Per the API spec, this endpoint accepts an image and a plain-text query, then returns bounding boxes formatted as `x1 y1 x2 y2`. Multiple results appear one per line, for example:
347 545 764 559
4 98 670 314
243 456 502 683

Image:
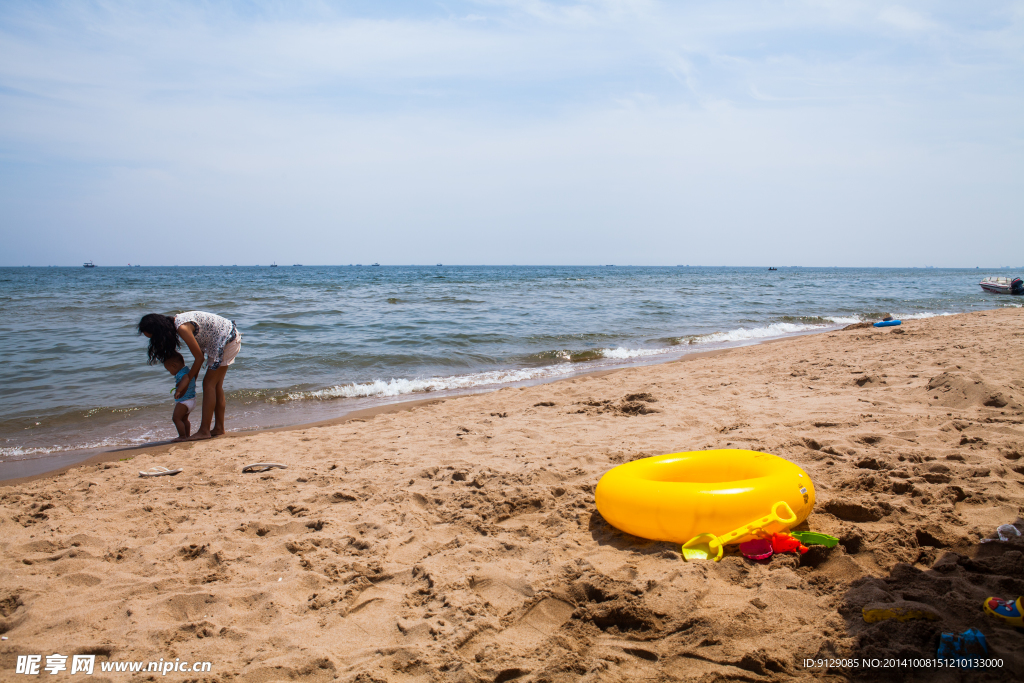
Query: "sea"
0 265 1019 472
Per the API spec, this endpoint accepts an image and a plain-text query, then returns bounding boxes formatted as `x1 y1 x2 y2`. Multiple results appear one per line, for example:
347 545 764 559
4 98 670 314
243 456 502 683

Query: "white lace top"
174 311 236 368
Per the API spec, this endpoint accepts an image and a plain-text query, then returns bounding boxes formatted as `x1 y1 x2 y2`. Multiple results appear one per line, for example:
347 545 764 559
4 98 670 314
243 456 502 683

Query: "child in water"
164 351 197 441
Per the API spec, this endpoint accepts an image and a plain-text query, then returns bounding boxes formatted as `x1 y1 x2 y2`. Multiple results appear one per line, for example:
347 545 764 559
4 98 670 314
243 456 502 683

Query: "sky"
0 1 1021 267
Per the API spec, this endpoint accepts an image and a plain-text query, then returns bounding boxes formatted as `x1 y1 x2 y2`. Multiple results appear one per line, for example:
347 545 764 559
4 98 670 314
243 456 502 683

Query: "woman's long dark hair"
137 313 180 365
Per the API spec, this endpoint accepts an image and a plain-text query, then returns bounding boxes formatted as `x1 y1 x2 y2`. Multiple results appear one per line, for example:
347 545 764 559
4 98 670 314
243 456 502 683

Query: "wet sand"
2 309 1023 682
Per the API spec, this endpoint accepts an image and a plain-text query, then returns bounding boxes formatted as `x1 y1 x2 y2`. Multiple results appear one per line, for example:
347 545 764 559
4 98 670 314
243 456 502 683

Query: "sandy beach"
2 309 1023 682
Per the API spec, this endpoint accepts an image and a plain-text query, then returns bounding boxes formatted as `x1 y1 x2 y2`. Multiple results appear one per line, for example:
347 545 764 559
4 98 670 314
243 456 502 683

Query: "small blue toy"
937 628 988 669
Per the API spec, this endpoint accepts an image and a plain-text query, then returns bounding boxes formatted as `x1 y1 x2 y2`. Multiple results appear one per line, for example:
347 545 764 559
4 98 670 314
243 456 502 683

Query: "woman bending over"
138 311 242 441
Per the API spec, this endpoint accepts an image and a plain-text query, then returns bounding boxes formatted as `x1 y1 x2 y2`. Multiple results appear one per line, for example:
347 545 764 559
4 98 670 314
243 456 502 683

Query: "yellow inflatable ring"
595 449 815 545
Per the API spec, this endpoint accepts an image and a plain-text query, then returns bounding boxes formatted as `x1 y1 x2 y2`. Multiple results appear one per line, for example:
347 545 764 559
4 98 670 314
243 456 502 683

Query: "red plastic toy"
771 532 809 555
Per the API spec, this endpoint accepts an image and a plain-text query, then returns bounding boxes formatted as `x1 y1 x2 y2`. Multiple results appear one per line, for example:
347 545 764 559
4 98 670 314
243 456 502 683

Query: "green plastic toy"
790 531 839 548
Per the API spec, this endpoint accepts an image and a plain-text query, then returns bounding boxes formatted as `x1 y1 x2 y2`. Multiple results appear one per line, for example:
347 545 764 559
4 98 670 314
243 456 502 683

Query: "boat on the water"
979 276 1024 295
372 263 380 267
270 262 278 267
83 261 96 268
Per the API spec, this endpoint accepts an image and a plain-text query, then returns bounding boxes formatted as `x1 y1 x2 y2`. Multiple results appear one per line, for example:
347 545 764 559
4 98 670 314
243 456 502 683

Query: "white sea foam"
289 346 684 401
899 312 953 320
677 312 961 345
687 321 832 345
288 365 578 401
0 446 54 459
680 312 951 346
600 347 673 359
0 429 167 462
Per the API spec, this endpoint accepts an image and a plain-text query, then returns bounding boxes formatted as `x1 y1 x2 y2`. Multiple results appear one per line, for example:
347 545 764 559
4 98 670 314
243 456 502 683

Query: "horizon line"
3 264 1018 270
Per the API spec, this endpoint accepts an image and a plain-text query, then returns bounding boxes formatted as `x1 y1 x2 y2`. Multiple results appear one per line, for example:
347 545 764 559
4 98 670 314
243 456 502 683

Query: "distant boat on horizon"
293 264 302 267
270 262 278 267
372 263 380 267
437 263 442 266
83 261 96 268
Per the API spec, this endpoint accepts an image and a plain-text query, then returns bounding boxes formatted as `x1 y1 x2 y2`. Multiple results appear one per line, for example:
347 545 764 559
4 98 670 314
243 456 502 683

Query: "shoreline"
0 346 737 486
0 316 929 484
7 303 955 469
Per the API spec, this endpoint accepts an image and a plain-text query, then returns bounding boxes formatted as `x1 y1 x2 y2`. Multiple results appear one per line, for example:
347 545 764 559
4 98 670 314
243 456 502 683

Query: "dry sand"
2 309 1023 682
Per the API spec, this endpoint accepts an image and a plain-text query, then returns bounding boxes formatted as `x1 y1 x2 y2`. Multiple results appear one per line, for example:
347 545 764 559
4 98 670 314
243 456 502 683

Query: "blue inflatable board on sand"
873 320 902 327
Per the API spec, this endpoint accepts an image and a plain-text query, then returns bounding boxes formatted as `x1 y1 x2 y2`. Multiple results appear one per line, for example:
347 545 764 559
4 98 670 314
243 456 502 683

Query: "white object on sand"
242 463 288 473
139 466 183 477
980 524 1021 543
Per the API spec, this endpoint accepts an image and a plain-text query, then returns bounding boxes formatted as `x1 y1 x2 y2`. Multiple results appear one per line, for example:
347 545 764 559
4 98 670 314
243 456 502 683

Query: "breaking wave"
600 347 673 359
286 346 679 401
1 446 56 460
287 365 578 401
678 312 953 345
900 312 953 320
681 320 842 345
0 429 165 461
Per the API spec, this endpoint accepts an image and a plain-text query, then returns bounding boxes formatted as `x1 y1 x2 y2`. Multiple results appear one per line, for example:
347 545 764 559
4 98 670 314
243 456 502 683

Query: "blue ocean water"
0 265 1018 461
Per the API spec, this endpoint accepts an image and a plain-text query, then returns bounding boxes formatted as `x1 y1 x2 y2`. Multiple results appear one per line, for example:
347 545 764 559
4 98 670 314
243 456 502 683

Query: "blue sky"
1 1 1021 266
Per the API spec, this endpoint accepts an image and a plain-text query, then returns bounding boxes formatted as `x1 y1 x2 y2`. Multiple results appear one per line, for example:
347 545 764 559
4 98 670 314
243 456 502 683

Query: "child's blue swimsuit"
174 367 197 402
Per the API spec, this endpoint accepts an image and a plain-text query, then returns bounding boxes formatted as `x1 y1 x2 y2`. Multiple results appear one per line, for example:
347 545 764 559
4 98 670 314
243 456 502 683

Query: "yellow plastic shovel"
681 501 797 562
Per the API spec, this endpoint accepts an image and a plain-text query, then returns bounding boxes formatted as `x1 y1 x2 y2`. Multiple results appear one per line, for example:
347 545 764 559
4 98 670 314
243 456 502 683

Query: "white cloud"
877 5 937 32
